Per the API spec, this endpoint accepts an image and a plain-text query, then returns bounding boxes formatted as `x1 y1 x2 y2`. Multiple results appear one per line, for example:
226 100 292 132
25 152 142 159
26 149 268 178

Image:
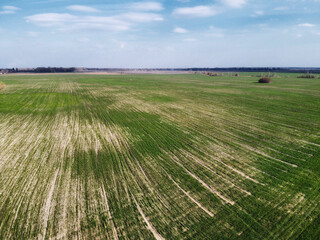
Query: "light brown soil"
0 82 5 90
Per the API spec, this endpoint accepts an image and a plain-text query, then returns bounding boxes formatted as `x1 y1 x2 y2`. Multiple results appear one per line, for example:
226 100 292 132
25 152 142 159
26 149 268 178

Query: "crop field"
0 73 319 239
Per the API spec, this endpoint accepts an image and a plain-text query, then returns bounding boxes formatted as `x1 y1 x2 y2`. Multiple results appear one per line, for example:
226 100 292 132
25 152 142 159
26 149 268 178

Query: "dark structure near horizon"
259 77 271 83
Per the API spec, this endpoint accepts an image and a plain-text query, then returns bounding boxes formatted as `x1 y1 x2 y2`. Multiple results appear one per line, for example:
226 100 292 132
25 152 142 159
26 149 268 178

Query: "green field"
0 73 319 239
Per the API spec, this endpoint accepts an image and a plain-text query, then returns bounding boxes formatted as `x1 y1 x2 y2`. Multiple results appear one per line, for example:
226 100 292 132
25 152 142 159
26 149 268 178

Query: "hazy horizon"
1 0 320 68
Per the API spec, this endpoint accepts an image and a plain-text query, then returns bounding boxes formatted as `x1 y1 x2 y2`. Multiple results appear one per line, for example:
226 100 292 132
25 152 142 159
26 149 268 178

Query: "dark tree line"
1 67 320 74
33 67 76 73
0 67 76 73
179 67 320 73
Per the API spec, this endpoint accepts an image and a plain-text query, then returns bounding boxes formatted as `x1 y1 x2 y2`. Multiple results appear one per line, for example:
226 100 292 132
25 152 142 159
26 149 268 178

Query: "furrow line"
168 153 235 205
42 169 59 240
101 185 119 240
165 171 214 217
131 195 165 240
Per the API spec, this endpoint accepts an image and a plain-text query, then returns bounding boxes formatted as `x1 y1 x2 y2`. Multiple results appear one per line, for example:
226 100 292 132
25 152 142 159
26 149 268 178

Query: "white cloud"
173 27 189 33
67 5 100 13
0 5 20 14
206 32 224 38
251 10 264 17
205 26 225 38
184 38 197 42
78 16 132 31
121 12 163 22
173 6 217 17
95 44 105 49
25 13 77 27
298 23 316 27
274 6 289 11
25 11 163 32
0 10 14 14
130 2 163 11
254 10 264 16
27 31 39 37
119 42 126 49
164 46 175 51
78 37 90 43
221 0 247 8
3 6 20 11
25 13 130 31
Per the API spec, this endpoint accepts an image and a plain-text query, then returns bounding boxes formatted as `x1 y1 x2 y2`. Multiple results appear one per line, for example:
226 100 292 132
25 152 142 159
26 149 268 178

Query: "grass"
0 73 319 239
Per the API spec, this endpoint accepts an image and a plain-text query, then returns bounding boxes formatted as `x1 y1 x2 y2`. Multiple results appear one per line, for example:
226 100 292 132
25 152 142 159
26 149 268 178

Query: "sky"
0 0 320 68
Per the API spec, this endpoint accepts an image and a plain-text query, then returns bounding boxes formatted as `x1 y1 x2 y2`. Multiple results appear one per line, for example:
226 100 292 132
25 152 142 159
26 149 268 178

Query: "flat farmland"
0 73 319 239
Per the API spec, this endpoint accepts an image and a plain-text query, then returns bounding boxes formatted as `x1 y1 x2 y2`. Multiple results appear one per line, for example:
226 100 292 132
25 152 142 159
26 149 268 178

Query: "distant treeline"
1 67 320 74
86 67 320 74
33 67 76 73
1 67 76 73
176 67 320 73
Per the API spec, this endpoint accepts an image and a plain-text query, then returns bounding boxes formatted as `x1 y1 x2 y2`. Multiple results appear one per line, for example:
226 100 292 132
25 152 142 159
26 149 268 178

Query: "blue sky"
1 0 320 68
